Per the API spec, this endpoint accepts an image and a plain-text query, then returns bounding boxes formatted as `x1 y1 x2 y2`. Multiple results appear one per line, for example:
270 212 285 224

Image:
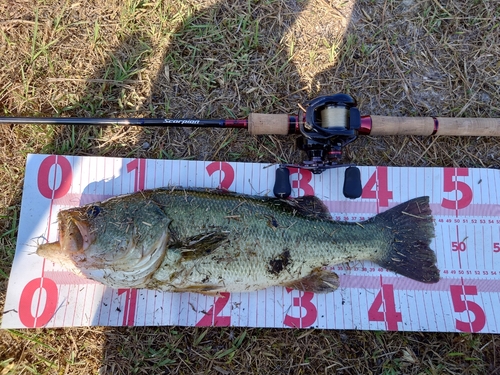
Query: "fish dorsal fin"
172 232 229 260
284 196 332 221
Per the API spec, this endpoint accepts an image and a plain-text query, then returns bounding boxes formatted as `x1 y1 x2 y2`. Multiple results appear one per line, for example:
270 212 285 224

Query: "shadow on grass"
40 0 500 373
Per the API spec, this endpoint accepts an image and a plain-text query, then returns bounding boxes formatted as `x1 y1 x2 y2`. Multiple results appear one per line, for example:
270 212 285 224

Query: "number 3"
283 288 317 328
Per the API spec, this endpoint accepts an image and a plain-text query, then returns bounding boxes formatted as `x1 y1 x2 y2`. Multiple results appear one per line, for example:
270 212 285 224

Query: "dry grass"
1 0 500 373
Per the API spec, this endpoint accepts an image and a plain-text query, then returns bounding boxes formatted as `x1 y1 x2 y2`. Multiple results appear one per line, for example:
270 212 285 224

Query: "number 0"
37 155 72 199
19 278 58 328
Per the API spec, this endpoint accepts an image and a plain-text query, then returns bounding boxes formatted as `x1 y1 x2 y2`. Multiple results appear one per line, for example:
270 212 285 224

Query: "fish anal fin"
282 268 339 294
172 284 224 296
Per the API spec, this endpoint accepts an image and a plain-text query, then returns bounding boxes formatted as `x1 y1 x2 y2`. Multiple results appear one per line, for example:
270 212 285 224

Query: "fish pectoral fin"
172 284 224 296
281 268 340 294
199 290 223 297
173 231 229 260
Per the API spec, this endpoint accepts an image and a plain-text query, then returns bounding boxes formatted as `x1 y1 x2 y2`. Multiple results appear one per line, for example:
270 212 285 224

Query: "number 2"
206 162 234 190
196 293 231 326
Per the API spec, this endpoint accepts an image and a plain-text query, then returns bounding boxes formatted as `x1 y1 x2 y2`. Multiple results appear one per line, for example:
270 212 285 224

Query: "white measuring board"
3 154 500 332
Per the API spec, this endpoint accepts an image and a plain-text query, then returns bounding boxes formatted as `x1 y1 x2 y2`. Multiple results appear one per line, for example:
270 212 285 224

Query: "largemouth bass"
37 189 439 294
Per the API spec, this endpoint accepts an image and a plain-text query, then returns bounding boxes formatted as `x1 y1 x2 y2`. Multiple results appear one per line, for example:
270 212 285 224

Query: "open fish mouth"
37 201 173 289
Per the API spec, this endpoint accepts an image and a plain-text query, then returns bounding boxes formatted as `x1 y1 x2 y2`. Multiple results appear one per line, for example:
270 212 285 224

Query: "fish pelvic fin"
372 196 440 283
281 268 340 294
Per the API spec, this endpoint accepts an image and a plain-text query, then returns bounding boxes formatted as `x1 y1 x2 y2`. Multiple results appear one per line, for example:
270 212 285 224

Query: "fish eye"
86 205 101 218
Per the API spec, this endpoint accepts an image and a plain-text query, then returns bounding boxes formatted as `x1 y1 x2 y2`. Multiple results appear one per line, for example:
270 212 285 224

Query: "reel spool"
274 93 363 200
298 93 360 171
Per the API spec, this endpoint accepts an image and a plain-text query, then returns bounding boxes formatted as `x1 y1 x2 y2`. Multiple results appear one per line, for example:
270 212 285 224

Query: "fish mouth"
36 210 95 276
58 210 94 254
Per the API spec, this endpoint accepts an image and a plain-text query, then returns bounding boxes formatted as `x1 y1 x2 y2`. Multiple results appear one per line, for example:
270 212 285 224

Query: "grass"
1 0 500 373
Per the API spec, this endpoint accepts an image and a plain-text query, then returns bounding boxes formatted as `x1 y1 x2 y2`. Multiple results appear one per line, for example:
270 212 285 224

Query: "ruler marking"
477 226 481 270
71 285 80 326
7 158 500 332
350 286 356 330
461 278 474 333
439 290 450 331
429 290 438 331
489 291 498 332
456 225 462 269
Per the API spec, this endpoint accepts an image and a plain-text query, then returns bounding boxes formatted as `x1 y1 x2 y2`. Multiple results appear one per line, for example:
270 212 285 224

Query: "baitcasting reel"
274 93 363 200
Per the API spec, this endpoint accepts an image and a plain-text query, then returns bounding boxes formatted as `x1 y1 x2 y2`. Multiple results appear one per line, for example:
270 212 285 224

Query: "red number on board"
196 293 231 326
361 167 393 208
37 155 73 199
288 168 315 196
126 158 146 191
441 168 473 210
117 289 138 326
283 288 317 328
494 243 500 253
451 241 466 252
18 277 58 328
450 285 486 332
116 158 147 326
367 284 402 331
206 162 235 190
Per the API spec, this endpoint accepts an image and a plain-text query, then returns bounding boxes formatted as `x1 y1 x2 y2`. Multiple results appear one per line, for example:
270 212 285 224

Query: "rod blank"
1 114 500 136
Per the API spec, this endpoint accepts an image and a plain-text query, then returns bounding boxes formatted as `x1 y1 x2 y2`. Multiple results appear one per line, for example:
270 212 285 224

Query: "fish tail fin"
372 196 440 283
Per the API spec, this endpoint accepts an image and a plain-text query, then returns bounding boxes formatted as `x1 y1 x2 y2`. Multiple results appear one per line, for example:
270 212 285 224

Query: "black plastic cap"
343 166 362 199
273 167 292 199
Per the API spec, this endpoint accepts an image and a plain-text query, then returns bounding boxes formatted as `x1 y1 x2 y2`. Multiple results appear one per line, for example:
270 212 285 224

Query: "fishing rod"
3 93 499 198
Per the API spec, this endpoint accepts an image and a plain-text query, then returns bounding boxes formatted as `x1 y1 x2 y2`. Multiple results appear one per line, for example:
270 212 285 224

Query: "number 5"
450 285 486 332
441 168 472 210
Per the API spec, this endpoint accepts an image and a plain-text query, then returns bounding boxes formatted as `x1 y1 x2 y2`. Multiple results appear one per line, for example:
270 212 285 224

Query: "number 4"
368 284 402 331
362 167 393 208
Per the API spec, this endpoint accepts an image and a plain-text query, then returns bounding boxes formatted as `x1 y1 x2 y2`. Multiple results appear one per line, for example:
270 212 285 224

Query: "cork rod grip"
370 115 500 136
248 113 290 135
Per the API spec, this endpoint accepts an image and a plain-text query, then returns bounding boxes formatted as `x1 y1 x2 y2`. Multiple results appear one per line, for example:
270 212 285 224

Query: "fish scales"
37 188 440 294
150 191 385 292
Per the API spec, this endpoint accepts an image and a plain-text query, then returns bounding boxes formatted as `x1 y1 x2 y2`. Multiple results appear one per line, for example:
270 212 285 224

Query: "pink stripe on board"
339 274 500 293
52 193 113 206
54 194 500 218
324 201 500 218
44 271 100 285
